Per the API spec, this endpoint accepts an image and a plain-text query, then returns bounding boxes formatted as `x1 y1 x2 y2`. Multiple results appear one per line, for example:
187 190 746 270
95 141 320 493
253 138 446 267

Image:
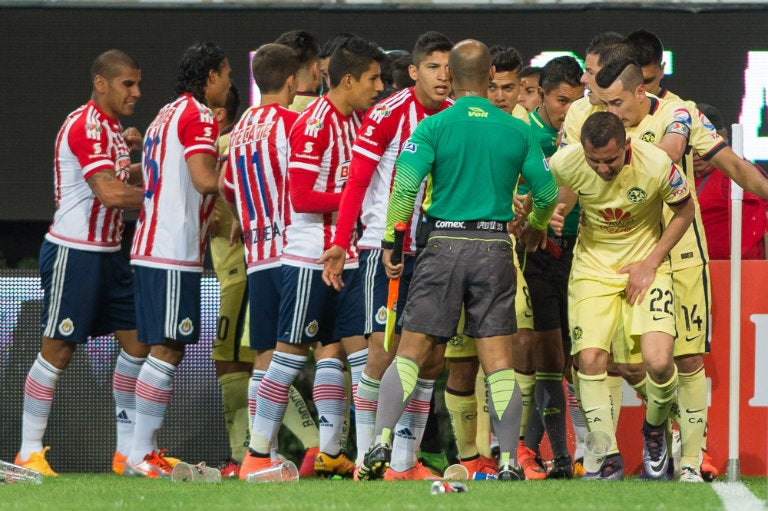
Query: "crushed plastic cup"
431 481 468 494
583 430 612 473
171 462 221 483
0 460 43 484
245 460 299 483
442 464 469 480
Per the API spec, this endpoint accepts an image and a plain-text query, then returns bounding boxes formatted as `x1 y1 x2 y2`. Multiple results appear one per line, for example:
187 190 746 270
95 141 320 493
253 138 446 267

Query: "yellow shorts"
671 264 711 357
445 246 532 359
209 236 254 363
568 270 676 364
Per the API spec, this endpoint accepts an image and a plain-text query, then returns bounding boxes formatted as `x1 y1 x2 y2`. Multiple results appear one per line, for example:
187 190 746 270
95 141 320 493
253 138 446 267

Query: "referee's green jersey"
385 96 558 242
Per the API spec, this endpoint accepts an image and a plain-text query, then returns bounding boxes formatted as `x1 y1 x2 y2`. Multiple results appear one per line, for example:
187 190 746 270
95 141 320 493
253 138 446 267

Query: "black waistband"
550 235 578 249
429 219 507 233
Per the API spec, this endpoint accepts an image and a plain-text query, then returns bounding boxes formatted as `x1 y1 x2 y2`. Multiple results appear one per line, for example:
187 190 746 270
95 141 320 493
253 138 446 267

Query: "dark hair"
251 43 301 94
319 32 356 59
221 83 240 132
91 49 140 81
520 66 541 81
392 55 415 89
697 103 726 133
175 42 227 104
595 57 643 90
489 45 523 74
540 56 583 93
581 111 626 148
585 32 636 67
628 29 664 68
274 30 320 67
327 36 384 88
412 31 453 67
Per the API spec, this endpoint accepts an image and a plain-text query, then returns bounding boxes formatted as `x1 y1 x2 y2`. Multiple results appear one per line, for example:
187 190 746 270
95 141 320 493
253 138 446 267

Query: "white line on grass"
712 482 766 511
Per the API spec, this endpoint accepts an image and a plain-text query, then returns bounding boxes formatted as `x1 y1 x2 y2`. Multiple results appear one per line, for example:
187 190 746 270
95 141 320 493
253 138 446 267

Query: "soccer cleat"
14 446 57 477
383 461 440 481
572 457 587 478
700 449 718 482
112 451 127 475
123 451 172 479
517 443 547 480
497 463 525 481
419 450 449 476
218 459 240 478
358 443 391 481
313 451 355 478
459 454 498 476
679 464 704 483
239 451 274 481
583 453 624 481
157 448 181 468
299 447 319 478
642 421 670 480
548 453 573 479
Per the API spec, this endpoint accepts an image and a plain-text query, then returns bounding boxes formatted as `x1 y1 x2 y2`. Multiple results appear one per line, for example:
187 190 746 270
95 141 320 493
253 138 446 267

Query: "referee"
357 39 558 481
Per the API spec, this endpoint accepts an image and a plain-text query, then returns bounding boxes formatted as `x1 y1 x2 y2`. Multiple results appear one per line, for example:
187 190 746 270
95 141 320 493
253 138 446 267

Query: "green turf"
2 474 763 511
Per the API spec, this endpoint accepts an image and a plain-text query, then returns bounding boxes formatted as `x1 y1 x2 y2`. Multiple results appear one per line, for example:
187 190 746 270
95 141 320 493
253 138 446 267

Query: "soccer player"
358 39 558 482
15 49 145 477
596 52 768 481
275 30 323 113
518 66 542 113
128 42 231 478
514 55 585 480
319 31 453 481
239 35 384 480
208 84 254 477
488 45 529 122
550 111 694 480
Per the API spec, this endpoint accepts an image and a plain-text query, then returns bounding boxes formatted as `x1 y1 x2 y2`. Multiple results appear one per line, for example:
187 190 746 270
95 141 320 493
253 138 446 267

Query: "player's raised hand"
518 223 547 252
549 203 567 236
121 127 143 151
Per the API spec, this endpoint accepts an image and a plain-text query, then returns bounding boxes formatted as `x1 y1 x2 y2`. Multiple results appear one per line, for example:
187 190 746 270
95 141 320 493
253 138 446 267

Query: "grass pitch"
1 474 766 511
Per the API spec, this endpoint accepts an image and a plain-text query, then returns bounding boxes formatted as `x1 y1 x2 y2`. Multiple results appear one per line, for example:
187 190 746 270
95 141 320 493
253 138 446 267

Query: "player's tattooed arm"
87 169 144 210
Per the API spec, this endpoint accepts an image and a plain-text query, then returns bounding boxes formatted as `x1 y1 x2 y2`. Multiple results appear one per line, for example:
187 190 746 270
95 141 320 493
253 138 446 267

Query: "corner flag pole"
727 123 745 482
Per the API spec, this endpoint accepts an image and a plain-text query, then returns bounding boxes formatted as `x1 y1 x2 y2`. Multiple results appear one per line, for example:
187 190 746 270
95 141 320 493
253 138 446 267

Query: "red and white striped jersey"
131 93 219 272
282 96 361 268
46 101 131 252
351 88 452 252
223 104 299 273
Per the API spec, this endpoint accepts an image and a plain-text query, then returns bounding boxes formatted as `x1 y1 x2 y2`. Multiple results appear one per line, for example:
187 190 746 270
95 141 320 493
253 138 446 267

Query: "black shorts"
517 236 575 332
402 230 516 339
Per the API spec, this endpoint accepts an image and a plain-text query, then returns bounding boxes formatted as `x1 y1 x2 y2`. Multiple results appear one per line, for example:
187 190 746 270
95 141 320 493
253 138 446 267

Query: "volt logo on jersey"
467 106 489 118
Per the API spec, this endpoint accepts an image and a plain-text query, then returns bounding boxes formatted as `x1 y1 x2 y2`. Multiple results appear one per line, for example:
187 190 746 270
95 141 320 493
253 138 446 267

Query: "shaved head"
449 39 491 91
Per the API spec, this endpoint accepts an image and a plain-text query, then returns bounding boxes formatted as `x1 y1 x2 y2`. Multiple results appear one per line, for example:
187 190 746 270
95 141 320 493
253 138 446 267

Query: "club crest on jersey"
626 187 647 204
572 326 583 341
178 317 194 336
373 104 391 118
401 141 417 153
641 131 656 143
304 320 319 338
448 333 466 349
58 318 74 337
376 306 388 324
